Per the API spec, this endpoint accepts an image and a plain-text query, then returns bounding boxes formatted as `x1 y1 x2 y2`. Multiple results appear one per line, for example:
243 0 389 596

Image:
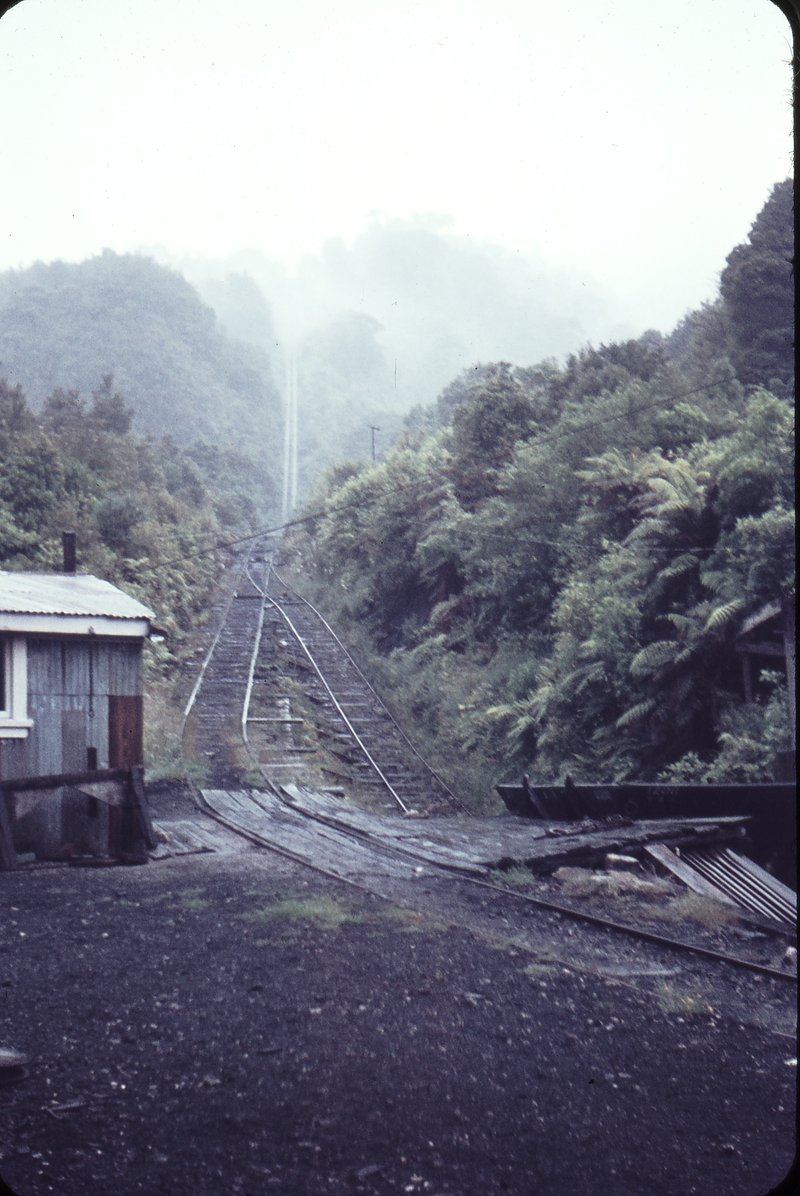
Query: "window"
0 635 33 739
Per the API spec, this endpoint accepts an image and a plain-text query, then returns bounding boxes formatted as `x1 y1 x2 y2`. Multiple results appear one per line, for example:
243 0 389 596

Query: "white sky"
0 0 793 334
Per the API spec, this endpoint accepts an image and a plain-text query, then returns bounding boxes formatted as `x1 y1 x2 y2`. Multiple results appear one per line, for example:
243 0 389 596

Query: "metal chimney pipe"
62 530 76 574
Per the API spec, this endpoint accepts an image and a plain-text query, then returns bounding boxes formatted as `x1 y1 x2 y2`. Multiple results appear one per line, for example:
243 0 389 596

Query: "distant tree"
435 363 495 425
41 387 86 436
719 179 794 391
0 376 33 437
0 378 56 561
513 358 561 425
449 362 536 508
547 338 670 410
200 273 277 348
90 374 133 435
666 301 732 372
0 252 282 453
0 372 274 659
94 492 144 555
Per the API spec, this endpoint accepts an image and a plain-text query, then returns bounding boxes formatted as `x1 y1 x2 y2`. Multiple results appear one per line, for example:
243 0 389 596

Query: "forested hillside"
284 181 795 802
0 251 282 452
0 373 274 667
160 217 618 498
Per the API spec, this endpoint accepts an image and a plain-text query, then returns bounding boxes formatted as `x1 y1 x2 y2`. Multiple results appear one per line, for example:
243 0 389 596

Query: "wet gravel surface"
0 787 796 1196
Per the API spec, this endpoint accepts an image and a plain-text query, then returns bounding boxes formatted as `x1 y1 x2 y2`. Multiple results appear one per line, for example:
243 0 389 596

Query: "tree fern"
630 641 677 675
702 598 745 633
616 698 658 729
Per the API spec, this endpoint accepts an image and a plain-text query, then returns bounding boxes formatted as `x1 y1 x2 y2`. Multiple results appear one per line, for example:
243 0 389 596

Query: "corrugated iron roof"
738 599 782 638
0 572 154 621
681 846 796 929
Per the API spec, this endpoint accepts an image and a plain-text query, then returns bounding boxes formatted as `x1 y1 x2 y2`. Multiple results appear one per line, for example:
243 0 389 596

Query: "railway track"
181 547 796 986
262 576 465 815
183 550 462 814
181 555 272 785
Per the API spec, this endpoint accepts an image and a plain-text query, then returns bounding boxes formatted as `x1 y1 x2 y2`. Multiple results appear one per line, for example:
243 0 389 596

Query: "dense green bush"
284 185 794 801
1 374 275 665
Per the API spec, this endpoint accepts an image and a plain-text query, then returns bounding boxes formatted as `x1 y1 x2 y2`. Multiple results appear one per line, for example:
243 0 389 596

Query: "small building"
735 596 796 781
0 566 154 860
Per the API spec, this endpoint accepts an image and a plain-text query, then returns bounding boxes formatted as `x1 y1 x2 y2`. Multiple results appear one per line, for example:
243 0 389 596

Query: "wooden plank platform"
199 789 427 880
199 785 752 881
149 820 218 859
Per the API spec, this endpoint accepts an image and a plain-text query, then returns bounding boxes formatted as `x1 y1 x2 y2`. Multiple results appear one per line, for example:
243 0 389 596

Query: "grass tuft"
238 896 363 931
523 962 561 979
657 984 715 1016
553 866 674 899
490 866 536 888
378 905 448 933
176 887 211 912
639 892 741 929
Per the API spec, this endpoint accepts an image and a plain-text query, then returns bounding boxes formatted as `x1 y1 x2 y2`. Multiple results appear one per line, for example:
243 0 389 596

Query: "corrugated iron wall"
0 637 142 856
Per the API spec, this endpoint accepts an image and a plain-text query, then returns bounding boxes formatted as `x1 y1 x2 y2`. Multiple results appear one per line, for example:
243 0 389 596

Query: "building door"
108 695 143 856
108 695 144 768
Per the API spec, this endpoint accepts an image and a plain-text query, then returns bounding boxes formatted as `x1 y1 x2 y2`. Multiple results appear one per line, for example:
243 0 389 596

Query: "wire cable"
148 375 766 570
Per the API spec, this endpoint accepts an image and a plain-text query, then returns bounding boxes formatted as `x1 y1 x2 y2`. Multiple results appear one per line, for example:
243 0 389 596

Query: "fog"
0 0 793 491
1 0 791 324
153 216 622 396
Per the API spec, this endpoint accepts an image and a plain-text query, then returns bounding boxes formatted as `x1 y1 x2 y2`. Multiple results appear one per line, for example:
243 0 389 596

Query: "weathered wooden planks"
0 766 155 866
200 788 424 881
150 820 218 859
644 843 739 906
0 792 16 870
200 784 752 881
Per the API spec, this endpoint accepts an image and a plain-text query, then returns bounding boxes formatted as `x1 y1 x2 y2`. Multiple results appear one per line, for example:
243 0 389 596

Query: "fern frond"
484 703 517 722
661 613 694 631
655 553 699 583
574 664 606 695
616 698 658 729
630 641 677 675
703 598 745 634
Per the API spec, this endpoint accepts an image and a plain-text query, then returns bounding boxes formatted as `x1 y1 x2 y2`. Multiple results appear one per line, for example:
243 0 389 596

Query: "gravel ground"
0 785 796 1196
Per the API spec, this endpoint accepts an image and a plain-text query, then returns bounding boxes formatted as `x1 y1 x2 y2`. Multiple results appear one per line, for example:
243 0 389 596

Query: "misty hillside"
161 218 618 406
0 252 282 452
150 220 624 495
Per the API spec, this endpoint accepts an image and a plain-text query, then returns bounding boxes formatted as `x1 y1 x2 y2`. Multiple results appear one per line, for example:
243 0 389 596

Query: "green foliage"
284 184 795 802
719 178 794 392
548 338 671 409
0 374 274 670
657 673 790 782
0 251 283 452
448 362 537 508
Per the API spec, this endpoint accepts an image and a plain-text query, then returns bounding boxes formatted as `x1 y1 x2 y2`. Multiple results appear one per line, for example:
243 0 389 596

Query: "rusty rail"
461 875 798 983
272 571 468 814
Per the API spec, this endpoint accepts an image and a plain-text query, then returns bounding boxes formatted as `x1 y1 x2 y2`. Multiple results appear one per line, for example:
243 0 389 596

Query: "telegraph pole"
369 425 380 463
282 351 298 519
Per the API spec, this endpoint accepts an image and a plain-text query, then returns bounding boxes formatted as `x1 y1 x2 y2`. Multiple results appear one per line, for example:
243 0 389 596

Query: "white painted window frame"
0 635 34 738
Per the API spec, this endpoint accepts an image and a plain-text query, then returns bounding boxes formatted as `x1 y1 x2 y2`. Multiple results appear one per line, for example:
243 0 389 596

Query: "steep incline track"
182 553 796 987
183 553 462 813
182 557 270 786
265 579 464 814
